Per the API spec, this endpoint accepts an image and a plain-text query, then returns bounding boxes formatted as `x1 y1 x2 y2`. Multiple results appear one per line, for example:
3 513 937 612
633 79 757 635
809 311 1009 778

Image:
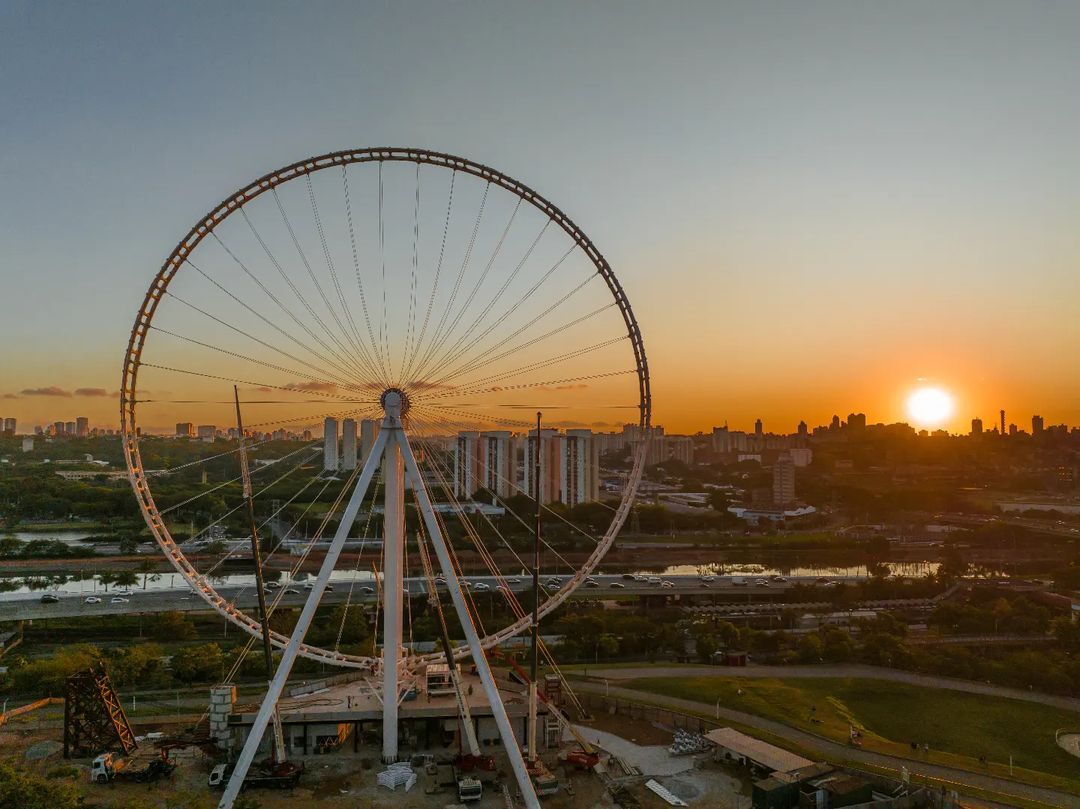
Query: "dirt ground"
0 712 750 808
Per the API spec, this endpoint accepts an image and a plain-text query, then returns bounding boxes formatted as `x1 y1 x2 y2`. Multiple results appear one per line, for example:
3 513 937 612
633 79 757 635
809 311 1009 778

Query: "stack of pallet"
376 761 417 791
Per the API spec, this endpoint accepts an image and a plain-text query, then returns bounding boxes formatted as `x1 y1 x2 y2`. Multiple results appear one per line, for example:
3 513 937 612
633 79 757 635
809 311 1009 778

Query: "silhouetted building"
175 422 194 438
970 418 983 436
1000 409 1006 436
1032 415 1045 434
773 453 795 507
754 419 763 438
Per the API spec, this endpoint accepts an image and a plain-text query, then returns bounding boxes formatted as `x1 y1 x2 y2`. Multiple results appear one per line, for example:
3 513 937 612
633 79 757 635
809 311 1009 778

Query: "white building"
197 425 216 443
560 430 599 506
452 431 481 499
523 429 562 505
480 431 515 498
341 419 358 470
360 419 379 466
773 452 795 506
323 417 339 472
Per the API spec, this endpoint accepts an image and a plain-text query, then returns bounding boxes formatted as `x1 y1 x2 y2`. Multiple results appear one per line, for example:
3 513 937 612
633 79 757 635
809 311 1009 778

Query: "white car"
699 575 715 583
473 582 490 591
361 586 375 594
506 577 521 584
610 582 626 589
110 597 130 604
113 589 134 597
660 581 674 589
84 596 102 604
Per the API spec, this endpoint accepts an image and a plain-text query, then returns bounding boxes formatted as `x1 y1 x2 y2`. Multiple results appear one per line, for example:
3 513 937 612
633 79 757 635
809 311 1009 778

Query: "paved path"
570 680 1080 808
580 663 1080 712
569 725 694 777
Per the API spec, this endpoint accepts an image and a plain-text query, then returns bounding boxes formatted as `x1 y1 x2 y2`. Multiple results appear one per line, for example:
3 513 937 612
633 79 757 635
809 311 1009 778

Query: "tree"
97 571 118 591
138 558 161 590
114 571 139 589
695 632 719 663
798 633 823 663
0 760 82 809
171 643 225 683
153 611 197 641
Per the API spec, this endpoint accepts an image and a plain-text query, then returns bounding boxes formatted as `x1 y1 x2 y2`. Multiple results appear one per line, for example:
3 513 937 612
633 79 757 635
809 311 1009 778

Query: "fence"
578 691 721 735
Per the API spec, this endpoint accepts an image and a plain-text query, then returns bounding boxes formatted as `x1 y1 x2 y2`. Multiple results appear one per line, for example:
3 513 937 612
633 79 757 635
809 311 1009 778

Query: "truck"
457 775 483 802
91 750 176 784
208 758 304 791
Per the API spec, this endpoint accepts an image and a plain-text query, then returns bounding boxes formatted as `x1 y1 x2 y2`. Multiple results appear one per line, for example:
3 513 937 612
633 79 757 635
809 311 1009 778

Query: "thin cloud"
74 387 109 397
20 386 72 397
283 380 338 393
1 393 18 400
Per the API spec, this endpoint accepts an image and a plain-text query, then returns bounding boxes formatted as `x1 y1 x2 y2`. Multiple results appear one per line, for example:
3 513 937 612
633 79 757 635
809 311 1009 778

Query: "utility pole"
234 386 285 765
528 411 541 765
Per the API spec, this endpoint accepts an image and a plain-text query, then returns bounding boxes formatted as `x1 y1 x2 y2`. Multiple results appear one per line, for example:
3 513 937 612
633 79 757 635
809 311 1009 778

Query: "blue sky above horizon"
1 1 1078 434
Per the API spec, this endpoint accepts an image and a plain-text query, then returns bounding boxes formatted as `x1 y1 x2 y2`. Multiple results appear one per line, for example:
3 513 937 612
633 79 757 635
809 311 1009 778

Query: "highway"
0 573 852 621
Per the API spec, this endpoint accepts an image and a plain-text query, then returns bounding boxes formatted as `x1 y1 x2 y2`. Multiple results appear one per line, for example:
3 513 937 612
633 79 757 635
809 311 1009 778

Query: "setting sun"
906 386 955 428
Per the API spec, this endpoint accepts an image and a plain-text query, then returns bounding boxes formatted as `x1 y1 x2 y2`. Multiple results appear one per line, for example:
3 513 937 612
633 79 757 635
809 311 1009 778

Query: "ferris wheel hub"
379 387 410 420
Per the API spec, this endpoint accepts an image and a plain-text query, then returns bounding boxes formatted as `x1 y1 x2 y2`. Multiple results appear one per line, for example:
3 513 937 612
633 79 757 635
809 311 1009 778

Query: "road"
569 679 1080 808
574 664 1080 712
0 572 845 621
0 570 851 622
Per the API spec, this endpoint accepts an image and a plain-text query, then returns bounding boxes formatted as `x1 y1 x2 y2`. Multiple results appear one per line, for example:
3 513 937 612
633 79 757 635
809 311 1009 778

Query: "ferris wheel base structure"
218 389 541 809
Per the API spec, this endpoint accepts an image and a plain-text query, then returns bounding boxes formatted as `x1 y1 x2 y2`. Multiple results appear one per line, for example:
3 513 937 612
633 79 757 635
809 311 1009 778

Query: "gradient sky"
1 1 1078 435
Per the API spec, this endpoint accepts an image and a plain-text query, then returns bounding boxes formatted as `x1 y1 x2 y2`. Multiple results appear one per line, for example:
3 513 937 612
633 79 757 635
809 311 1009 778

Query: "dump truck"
208 758 304 791
90 750 176 784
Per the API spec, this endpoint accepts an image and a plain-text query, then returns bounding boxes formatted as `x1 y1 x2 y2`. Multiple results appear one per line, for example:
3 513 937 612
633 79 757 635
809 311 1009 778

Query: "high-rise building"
64 421 76 436
711 425 730 453
76 417 89 437
453 431 482 499
1000 410 1006 436
175 422 194 438
197 425 216 442
21 437 34 452
523 428 561 504
341 419 358 470
754 418 763 438
797 421 808 438
773 452 795 507
970 418 983 436
360 419 379 466
1009 423 1018 436
560 430 599 506
323 417 339 471
847 413 866 430
2 417 15 434
53 421 65 436
666 435 694 466
1032 415 1045 434
480 431 514 498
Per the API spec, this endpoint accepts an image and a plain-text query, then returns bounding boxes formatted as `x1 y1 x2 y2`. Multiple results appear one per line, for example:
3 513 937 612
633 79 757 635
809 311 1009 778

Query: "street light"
715 696 721 719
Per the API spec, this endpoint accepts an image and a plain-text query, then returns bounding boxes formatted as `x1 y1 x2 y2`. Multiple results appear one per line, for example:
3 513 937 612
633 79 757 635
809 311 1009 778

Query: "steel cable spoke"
342 165 389 381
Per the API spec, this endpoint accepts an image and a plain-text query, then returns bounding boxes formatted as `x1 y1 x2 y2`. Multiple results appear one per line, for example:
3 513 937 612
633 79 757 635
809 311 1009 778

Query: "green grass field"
623 676 1080 794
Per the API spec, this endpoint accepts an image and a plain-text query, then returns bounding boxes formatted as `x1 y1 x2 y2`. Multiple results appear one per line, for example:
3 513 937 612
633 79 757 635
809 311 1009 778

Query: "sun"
906 386 955 428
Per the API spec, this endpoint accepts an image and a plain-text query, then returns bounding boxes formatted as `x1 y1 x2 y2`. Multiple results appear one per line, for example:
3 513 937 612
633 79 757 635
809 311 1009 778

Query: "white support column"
381 432 405 762
218 428 390 809
400 432 541 809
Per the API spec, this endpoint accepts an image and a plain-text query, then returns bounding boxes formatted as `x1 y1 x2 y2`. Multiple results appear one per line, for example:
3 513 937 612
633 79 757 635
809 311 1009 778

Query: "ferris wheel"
120 148 650 805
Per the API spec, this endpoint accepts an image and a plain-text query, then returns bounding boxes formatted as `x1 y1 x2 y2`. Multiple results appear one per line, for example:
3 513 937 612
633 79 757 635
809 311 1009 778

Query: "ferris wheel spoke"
272 188 386 383
411 182 490 379
413 242 578 386
163 290 371 393
426 296 615 390
138 362 383 403
208 229 377 388
342 165 390 382
146 324 372 397
411 214 549 385
414 197 522 378
306 175 383 382
402 169 455 384
418 335 629 398
177 258 372 390
415 368 638 403
233 210 379 386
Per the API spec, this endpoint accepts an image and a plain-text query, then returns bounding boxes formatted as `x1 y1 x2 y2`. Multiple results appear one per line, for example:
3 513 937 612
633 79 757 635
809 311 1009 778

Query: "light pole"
715 696 721 719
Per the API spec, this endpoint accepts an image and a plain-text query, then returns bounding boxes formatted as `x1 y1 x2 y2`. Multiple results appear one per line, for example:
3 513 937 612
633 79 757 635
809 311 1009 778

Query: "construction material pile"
667 729 710 756
377 761 417 791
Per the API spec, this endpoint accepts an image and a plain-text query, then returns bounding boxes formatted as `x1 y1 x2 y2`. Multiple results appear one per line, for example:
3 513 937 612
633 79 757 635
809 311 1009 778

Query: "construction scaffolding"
63 662 136 759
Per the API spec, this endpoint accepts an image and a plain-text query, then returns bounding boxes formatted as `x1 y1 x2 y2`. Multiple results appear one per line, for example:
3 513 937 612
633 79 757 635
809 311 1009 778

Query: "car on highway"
84 596 102 604
699 582 710 588
610 582 626 589
699 574 715 583
110 597 130 604
585 581 600 588
283 588 300 595
506 577 521 584
771 575 787 582
544 583 559 591
361 586 375 594
113 589 134 597
660 580 674 589
473 582 490 591
40 594 60 604
622 573 636 580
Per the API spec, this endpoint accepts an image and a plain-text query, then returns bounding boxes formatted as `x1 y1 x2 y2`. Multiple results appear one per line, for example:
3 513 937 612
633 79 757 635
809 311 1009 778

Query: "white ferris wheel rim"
120 147 651 670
